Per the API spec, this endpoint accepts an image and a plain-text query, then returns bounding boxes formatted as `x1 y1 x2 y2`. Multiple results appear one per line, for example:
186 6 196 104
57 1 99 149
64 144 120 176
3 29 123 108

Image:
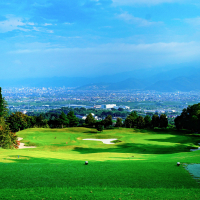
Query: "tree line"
27 107 130 120
85 111 168 130
7 111 79 131
6 110 169 135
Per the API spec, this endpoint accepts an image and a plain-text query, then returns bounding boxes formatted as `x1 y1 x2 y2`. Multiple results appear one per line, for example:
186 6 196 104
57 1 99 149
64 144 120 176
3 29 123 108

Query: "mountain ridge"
1 67 200 92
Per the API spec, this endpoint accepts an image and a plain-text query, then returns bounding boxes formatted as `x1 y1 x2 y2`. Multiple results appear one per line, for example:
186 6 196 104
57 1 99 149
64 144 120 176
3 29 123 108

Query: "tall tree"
144 115 152 128
115 117 123 128
152 114 160 128
137 116 145 129
85 113 95 127
67 111 79 127
103 115 113 127
0 87 4 118
0 88 18 149
124 111 138 128
159 114 168 128
58 112 69 128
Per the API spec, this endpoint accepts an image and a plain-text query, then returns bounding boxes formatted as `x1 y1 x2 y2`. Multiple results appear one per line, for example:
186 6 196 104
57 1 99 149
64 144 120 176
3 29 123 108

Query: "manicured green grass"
0 127 200 199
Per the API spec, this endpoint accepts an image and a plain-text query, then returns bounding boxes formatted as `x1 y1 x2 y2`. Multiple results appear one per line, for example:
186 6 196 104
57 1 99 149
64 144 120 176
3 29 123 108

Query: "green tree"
144 115 152 128
67 111 79 127
0 88 18 149
174 103 200 131
174 116 183 130
7 112 28 132
103 115 113 127
85 113 95 127
97 125 104 132
124 115 133 128
124 111 138 128
136 116 145 129
152 114 160 128
115 117 123 128
159 114 168 128
58 112 69 128
0 87 4 117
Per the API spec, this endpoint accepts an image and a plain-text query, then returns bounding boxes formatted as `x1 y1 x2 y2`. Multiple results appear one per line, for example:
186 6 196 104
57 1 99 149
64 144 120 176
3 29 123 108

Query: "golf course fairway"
0 127 200 199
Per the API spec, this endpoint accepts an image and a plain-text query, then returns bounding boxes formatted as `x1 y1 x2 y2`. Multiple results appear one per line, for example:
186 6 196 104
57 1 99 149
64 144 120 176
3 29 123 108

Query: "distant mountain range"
1 66 200 92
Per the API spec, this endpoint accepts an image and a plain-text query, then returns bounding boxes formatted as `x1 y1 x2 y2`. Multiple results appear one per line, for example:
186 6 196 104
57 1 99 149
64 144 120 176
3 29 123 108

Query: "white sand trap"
190 143 200 151
17 137 36 149
82 138 117 144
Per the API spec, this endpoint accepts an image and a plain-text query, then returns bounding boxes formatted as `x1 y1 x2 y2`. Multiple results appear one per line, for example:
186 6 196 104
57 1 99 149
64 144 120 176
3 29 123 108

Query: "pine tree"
58 112 69 128
67 111 79 127
159 114 168 128
115 117 123 128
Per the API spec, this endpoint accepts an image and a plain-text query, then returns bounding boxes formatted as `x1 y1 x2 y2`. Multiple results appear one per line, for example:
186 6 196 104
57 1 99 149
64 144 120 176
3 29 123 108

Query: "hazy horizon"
1 1 200 79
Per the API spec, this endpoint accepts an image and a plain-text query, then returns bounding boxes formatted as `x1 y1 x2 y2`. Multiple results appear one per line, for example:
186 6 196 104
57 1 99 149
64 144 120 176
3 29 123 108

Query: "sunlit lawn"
0 127 200 199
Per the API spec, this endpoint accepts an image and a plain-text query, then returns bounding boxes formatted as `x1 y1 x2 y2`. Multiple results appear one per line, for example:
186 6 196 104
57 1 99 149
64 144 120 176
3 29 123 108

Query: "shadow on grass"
83 131 98 134
73 142 193 154
146 134 200 145
143 128 192 135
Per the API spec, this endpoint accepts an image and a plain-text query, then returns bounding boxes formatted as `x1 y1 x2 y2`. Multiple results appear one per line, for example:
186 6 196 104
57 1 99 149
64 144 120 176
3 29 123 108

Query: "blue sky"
1 0 200 78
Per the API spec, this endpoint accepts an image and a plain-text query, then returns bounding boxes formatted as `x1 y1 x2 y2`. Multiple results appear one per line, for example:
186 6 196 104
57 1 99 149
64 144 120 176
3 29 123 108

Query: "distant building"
101 104 116 109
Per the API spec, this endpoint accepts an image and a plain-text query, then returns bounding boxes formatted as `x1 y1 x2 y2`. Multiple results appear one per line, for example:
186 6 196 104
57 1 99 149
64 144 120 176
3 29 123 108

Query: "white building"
101 104 116 109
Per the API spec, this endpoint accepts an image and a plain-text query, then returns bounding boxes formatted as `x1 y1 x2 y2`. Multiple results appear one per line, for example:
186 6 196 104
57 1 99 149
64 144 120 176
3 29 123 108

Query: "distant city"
3 87 200 119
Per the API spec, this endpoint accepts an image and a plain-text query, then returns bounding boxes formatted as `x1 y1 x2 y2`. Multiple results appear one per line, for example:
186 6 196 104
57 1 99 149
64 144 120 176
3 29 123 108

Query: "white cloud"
8 41 200 63
33 27 40 32
44 23 52 26
117 12 162 26
47 30 54 33
64 22 74 25
0 16 36 33
0 16 27 33
6 41 200 77
184 17 200 26
27 22 35 26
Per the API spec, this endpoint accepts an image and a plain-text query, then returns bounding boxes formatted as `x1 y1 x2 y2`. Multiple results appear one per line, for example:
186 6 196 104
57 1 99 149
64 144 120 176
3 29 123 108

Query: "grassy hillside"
0 128 200 199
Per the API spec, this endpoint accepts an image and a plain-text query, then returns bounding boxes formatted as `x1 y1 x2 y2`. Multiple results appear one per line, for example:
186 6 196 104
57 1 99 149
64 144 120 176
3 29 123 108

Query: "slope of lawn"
0 127 200 199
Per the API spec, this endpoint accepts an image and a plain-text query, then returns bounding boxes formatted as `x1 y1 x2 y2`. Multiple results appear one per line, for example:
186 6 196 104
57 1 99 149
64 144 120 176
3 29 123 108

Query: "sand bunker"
190 143 200 151
17 137 36 149
82 138 117 144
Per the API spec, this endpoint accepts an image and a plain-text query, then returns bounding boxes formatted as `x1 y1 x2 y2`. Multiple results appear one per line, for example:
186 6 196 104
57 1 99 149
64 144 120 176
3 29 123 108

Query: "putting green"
0 127 200 162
